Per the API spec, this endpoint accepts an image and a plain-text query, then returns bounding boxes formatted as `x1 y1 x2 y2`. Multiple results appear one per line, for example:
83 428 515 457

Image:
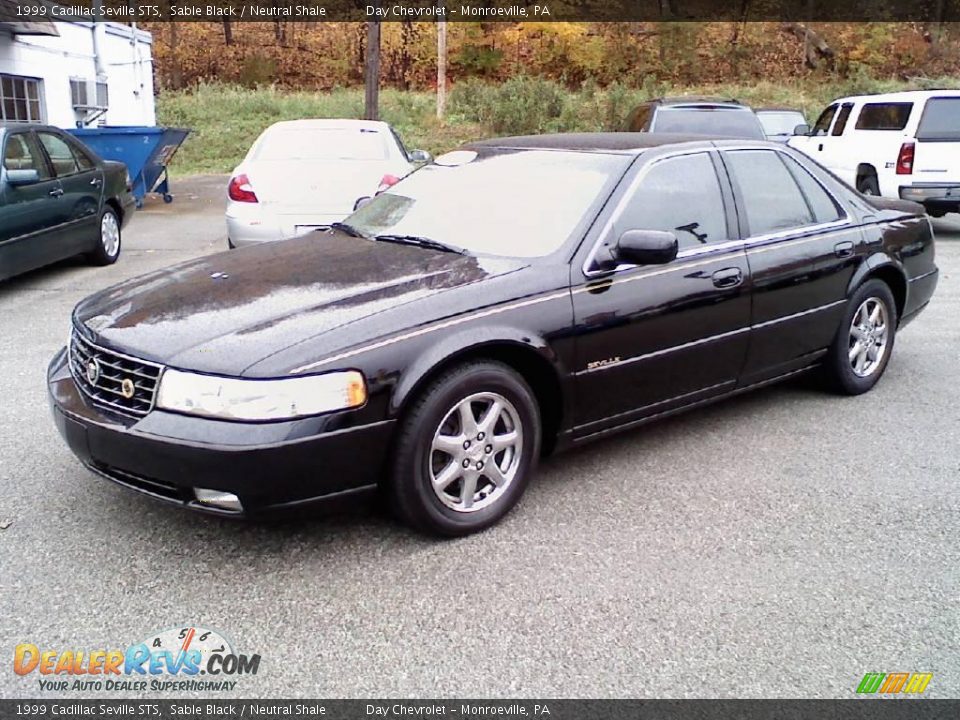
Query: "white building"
0 1 154 129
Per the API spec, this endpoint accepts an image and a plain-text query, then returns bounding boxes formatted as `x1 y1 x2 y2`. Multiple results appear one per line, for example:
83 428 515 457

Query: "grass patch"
159 77 960 176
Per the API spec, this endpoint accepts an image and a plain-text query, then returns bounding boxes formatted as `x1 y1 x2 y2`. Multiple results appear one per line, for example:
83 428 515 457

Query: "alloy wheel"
848 297 889 378
429 391 523 513
101 212 120 257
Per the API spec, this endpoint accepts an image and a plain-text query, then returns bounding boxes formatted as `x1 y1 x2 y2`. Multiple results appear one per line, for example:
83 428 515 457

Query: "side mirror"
6 168 40 186
793 123 811 136
408 149 432 164
615 230 678 266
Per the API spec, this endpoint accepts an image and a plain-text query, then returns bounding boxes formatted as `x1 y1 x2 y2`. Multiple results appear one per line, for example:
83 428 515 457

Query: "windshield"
758 111 806 136
254 127 388 161
345 149 627 258
653 107 765 139
917 98 960 141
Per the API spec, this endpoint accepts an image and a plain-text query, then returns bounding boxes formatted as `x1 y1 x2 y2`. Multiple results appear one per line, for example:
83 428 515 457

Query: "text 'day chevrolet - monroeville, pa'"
48 134 938 535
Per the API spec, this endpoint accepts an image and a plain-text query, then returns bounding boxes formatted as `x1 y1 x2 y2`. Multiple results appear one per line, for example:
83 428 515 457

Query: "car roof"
0 121 47 131
828 89 960 104
467 132 746 155
647 96 744 107
265 118 391 132
756 107 805 113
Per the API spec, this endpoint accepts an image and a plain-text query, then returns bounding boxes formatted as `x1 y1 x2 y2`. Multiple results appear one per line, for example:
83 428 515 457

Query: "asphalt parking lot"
1 177 959 699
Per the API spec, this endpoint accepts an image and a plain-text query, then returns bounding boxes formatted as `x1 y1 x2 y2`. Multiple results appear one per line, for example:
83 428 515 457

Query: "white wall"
0 21 154 128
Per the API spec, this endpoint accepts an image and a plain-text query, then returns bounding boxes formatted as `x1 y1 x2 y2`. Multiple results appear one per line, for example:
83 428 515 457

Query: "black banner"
6 0 960 22
2 700 960 720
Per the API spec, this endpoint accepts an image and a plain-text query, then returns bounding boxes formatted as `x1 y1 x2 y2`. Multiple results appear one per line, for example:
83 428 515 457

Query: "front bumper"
899 185 960 214
47 348 394 517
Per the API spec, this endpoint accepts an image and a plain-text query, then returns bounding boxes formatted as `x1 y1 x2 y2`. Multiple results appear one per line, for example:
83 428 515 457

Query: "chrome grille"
69 331 163 419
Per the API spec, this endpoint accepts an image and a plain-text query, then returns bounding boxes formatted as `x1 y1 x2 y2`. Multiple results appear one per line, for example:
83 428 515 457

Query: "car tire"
389 361 541 537
857 174 881 196
87 207 122 266
823 279 898 395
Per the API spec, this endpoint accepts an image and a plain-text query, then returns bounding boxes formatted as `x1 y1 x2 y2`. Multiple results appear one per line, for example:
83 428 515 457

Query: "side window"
854 103 913 131
780 154 844 224
831 104 854 136
811 104 837 137
616 153 728 251
724 150 814 236
3 133 52 179
625 105 653 132
65 136 96 171
37 131 79 176
390 128 409 159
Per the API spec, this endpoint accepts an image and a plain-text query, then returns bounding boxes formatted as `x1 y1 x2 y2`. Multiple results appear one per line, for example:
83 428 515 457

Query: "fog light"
194 488 243 512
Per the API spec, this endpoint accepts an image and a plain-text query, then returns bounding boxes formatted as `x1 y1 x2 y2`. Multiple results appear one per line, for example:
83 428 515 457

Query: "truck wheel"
857 175 880 196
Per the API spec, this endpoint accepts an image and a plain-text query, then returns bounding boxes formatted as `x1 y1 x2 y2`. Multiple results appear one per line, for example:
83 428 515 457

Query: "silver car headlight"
156 369 367 421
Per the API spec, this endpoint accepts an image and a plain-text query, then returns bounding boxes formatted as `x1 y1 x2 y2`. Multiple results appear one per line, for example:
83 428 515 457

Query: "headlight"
156 369 366 421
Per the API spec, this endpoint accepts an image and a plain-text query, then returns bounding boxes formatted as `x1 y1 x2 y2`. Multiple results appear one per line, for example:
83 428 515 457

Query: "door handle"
712 267 743 289
818 143 824 151
90 177 102 187
834 241 854 258
49 188 64 198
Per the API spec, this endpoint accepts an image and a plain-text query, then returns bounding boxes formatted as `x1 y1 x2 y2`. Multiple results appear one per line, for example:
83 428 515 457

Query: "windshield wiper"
330 222 367 238
374 234 466 255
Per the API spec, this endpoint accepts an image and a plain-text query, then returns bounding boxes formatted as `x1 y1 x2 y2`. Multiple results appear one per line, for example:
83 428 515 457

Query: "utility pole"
436 13 447 119
364 19 381 121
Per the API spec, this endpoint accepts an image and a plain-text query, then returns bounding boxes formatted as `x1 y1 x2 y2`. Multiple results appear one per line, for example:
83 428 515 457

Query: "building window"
0 75 44 123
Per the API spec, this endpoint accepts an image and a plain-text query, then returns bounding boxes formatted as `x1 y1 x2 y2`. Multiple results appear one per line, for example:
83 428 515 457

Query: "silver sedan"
225 118 430 248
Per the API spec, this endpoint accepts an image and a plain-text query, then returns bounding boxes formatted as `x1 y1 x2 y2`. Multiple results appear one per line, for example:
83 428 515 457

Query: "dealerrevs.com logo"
14 626 261 692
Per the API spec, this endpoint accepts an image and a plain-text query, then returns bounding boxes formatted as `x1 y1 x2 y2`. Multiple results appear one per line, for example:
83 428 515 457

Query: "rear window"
652 107 765 139
916 97 960 141
757 111 806 137
255 127 388 161
855 103 913 131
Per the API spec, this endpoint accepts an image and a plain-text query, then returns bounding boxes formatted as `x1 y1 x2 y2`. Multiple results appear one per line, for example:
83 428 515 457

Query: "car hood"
74 232 525 376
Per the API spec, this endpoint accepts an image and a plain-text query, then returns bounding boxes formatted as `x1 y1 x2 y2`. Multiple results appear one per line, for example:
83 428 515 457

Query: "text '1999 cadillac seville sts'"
48 134 939 536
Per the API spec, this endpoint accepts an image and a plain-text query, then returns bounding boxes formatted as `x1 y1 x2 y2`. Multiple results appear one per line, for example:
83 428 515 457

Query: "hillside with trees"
147 22 959 90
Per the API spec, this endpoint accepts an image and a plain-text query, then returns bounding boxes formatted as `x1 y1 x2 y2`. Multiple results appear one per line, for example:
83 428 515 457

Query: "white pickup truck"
789 90 960 217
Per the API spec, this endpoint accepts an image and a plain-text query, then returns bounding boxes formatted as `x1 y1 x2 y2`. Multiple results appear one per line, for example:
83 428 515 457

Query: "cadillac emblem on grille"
120 378 136 399
86 359 100 385
70 331 163 419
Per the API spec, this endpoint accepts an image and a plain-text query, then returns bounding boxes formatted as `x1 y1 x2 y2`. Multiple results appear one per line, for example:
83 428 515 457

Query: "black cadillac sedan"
48 134 939 536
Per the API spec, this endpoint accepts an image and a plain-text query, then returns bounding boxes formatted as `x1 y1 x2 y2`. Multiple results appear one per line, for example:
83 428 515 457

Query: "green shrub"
158 76 960 175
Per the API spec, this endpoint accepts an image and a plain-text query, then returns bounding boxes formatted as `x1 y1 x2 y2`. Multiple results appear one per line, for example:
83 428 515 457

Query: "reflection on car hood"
73 232 523 375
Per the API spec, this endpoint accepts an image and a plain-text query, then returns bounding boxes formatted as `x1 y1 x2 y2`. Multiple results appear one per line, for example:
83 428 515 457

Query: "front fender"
388 324 570 418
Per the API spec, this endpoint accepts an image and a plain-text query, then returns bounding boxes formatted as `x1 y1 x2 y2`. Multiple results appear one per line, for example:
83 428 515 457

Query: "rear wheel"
823 279 897 395
389 361 541 536
857 174 880 196
86 207 121 266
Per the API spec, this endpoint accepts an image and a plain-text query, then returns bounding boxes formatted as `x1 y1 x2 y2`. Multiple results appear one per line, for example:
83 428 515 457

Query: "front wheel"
823 279 897 395
86 208 121 266
389 361 541 536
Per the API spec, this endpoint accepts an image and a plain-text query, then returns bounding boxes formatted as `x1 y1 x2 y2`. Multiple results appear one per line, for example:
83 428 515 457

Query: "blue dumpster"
67 126 190 207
